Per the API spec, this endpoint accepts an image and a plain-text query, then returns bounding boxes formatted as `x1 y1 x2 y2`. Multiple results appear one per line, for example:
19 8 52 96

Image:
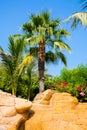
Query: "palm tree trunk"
38 42 45 93
27 88 30 100
12 86 17 95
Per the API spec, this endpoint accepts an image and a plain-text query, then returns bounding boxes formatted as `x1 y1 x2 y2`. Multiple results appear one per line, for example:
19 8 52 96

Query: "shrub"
53 80 87 102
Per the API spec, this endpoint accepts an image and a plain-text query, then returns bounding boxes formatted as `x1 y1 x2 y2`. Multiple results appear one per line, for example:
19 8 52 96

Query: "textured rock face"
34 89 54 105
25 90 87 130
1 89 87 130
0 90 32 130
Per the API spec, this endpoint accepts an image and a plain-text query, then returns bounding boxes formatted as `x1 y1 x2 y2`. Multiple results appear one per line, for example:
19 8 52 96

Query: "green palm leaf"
56 51 67 66
45 51 57 63
19 54 35 76
0 53 13 75
26 35 40 45
54 40 71 53
65 12 87 28
0 46 4 53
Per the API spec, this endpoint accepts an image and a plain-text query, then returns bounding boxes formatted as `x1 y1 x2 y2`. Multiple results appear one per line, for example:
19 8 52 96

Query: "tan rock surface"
0 90 32 130
25 90 87 130
1 89 87 130
33 89 54 105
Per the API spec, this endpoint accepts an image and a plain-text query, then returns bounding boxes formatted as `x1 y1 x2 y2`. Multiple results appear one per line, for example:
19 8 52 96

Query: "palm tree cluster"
0 11 71 97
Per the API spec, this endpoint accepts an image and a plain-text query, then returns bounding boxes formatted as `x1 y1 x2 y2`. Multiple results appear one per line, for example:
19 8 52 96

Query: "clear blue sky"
0 0 87 76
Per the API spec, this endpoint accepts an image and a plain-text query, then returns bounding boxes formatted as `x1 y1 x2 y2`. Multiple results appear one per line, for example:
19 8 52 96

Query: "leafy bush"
51 65 87 102
53 81 87 102
44 75 61 90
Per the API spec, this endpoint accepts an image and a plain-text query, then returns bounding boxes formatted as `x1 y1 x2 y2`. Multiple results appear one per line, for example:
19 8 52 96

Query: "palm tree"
22 11 71 93
0 35 26 95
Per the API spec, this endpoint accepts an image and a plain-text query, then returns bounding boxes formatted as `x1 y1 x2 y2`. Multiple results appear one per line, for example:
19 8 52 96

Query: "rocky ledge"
1 89 87 130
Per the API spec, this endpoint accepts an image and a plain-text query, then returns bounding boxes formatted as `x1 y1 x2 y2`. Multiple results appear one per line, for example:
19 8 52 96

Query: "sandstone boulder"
33 89 54 105
25 90 87 130
0 90 32 130
50 92 78 111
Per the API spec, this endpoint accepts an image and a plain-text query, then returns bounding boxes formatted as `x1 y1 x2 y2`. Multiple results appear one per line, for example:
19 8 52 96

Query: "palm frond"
26 35 41 45
65 12 87 28
45 51 57 63
8 36 15 56
56 51 67 66
22 22 35 35
46 26 53 35
82 2 87 10
30 14 43 27
19 54 35 76
80 0 87 10
0 53 13 75
12 34 23 37
15 36 26 57
54 40 71 53
8 35 26 60
54 29 70 39
0 46 4 53
29 47 38 57
45 50 67 66
49 19 61 29
41 10 50 24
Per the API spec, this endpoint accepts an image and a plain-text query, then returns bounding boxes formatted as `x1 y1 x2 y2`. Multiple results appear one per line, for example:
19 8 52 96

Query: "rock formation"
25 89 87 130
1 89 87 130
0 90 32 130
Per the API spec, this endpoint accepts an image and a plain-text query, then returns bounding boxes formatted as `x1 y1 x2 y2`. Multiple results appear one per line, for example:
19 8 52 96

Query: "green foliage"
44 74 61 90
0 63 11 92
0 35 37 98
1 63 87 102
16 74 39 100
0 35 26 95
52 65 87 102
60 65 87 84
0 61 39 100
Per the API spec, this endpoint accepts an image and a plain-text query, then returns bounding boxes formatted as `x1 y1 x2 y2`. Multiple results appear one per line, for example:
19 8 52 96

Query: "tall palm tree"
22 11 71 92
0 35 26 95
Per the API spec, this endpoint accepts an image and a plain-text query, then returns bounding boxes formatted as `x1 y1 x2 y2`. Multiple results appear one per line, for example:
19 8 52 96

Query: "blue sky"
0 0 87 76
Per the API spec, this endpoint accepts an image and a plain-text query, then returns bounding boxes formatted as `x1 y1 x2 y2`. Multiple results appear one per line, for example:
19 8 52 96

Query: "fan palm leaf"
65 12 87 28
54 40 71 53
